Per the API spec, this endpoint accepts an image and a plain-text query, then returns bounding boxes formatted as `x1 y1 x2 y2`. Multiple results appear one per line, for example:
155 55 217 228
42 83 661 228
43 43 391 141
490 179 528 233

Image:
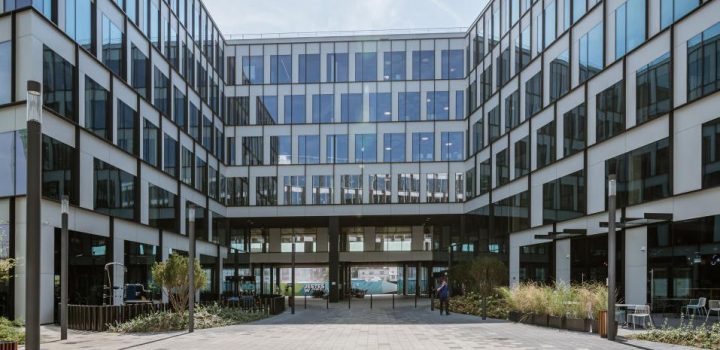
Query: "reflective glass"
42 135 75 201
298 135 320 164
94 158 135 220
85 76 109 140
441 132 463 161
143 119 159 166
427 91 449 120
341 93 363 122
412 50 434 80
163 134 177 177
544 1 556 46
270 55 291 84
257 96 278 125
43 47 74 121
441 49 464 79
299 54 320 83
354 134 376 163
284 95 306 124
131 45 148 99
412 132 434 162
312 94 334 123
326 134 348 163
383 133 405 162
242 55 264 84
270 136 291 165
355 52 377 82
536 121 556 168
398 92 420 121
0 42 10 103
579 22 603 84
327 53 349 82
383 51 405 81
370 92 392 122
117 100 136 155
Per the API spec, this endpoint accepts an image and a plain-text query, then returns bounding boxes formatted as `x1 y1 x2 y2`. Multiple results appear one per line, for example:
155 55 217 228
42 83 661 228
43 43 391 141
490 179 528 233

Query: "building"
0 0 718 323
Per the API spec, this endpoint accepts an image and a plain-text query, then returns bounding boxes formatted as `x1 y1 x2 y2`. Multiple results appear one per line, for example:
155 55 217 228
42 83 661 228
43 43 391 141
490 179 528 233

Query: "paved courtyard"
30 296 698 350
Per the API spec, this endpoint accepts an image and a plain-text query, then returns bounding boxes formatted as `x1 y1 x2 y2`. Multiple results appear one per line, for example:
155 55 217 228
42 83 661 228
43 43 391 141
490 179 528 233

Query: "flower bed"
629 320 720 349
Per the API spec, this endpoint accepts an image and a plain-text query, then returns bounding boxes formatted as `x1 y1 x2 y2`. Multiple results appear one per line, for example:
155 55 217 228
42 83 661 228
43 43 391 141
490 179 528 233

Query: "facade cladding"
0 0 719 323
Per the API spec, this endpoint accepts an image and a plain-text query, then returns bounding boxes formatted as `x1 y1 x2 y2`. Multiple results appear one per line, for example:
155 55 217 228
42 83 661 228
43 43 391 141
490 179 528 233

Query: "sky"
203 0 489 37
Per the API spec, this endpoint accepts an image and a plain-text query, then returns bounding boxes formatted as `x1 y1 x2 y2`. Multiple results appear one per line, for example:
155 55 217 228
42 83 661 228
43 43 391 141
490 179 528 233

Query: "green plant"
151 253 207 313
0 317 24 344
108 304 267 333
0 259 15 282
629 319 720 349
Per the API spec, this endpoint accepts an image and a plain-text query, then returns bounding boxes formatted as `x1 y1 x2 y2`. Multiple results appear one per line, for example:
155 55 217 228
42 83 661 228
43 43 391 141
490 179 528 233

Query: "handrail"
225 27 467 40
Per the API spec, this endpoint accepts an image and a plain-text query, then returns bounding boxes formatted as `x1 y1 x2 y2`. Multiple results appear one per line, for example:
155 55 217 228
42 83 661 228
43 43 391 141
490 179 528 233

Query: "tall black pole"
291 232 295 314
188 204 196 333
61 196 69 340
607 175 617 341
25 80 42 350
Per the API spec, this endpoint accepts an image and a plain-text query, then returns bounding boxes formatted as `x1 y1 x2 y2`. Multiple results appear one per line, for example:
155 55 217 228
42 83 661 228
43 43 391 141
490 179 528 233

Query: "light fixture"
26 80 42 123
640 246 647 252
385 147 392 151
421 137 429 141
188 204 196 223
61 195 69 215
608 178 617 196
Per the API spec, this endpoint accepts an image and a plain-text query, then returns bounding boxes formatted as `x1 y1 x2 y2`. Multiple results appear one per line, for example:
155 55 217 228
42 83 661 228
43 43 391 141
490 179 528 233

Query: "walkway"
30 296 698 350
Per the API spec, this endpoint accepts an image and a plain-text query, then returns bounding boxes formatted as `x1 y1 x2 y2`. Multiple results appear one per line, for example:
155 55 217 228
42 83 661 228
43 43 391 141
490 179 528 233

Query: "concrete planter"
548 315 565 329
508 311 521 322
533 314 549 327
565 318 591 332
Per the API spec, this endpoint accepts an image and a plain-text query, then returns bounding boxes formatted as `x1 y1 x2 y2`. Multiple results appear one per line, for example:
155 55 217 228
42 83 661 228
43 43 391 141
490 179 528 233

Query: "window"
94 158 135 220
341 93 363 122
242 55 263 84
492 5 500 49
326 134 348 163
497 48 510 87
687 22 720 102
496 149 509 187
270 136 291 165
660 0 699 30
596 81 625 142
550 50 569 102
398 92 420 121
189 103 200 140
43 46 74 121
426 173 449 203
226 96 250 125
537 121 556 168
148 184 176 232
505 91 520 131
514 136 529 178
256 176 277 206
542 170 585 224
412 50 435 80
250 229 267 252
270 55 291 84
284 95 306 124
312 175 333 205
354 134 376 163
398 173 420 203
495 191 529 233
412 133 434 162
544 1 557 46
573 0 586 22
85 76 110 141
703 118 720 188
180 147 192 185
345 228 363 252
298 53 320 83
143 119 159 166
441 132 463 161
579 22 603 84
42 135 76 201
456 91 464 119
327 53 349 82
516 25 531 71
163 134 177 177
606 138 670 207
426 91 449 120
455 173 465 202
341 175 363 204
102 15 123 77
65 0 94 51
153 68 169 116
226 177 249 206
283 176 306 205
563 103 586 157
488 106 501 142
355 52 377 82
369 174 392 203
637 53 671 123
375 228 412 251
117 100 136 155
312 94 334 123
473 120 484 153
479 159 491 195
615 0 645 59
226 56 236 85
369 92 392 122
383 133 405 162
242 136 263 165
201 116 212 150
465 168 476 200
383 51 406 81
298 135 320 164
525 72 542 118
173 87 186 128
535 12 544 54
281 229 317 253
131 45 149 99
257 95 278 125
441 49 464 79
149 0 160 49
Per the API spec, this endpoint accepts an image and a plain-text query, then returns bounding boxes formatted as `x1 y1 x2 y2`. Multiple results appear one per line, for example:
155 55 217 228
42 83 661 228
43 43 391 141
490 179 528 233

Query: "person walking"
436 276 450 316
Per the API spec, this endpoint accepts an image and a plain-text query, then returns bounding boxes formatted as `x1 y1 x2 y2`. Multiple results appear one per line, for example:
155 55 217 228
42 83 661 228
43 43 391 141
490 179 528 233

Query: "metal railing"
225 27 467 40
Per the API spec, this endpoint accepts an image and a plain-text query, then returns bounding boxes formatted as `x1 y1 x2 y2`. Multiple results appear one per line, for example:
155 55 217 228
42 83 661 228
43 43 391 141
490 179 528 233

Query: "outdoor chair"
706 300 720 322
685 297 707 317
626 305 653 330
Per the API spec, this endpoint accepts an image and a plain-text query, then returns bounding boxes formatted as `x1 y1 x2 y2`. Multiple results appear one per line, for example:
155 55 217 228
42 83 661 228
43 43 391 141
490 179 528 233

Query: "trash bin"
598 310 608 338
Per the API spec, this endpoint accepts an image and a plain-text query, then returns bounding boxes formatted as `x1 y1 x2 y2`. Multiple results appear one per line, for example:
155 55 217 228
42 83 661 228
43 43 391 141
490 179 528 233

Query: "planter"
533 314 549 327
508 311 521 322
519 313 533 324
548 315 565 329
0 341 18 350
591 319 599 333
565 318 591 332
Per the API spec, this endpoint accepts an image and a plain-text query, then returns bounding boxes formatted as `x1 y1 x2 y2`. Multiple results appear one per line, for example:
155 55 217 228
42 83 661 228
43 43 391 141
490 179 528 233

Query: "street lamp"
187 204 196 333
26 80 42 350
291 231 296 315
60 195 69 340
607 175 617 341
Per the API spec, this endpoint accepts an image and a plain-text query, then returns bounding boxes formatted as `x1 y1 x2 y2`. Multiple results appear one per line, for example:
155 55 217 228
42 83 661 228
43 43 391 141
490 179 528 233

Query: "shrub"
108 304 267 333
151 253 207 313
629 319 720 349
0 317 24 344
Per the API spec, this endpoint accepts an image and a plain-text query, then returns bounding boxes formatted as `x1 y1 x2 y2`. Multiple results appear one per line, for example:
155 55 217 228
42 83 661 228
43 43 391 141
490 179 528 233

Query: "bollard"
392 293 395 309
304 292 307 309
348 292 351 309
370 293 373 309
326 293 329 309
430 291 434 311
414 292 417 308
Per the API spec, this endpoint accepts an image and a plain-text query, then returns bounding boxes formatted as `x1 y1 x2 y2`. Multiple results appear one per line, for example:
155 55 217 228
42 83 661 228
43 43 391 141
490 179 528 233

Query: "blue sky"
204 0 489 36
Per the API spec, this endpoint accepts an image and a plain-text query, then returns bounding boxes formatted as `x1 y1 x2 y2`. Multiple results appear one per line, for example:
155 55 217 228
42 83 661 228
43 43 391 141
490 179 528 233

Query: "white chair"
706 300 720 322
627 305 654 330
685 297 707 316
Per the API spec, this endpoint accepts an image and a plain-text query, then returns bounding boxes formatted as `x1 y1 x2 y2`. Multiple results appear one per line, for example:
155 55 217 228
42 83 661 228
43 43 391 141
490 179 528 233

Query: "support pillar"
328 217 340 302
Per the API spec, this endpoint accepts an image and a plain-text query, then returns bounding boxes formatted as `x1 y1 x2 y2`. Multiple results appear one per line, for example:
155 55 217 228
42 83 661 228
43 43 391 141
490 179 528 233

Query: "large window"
517 25 531 71
383 133 405 162
312 94 334 123
226 177 249 206
702 117 720 188
341 175 363 204
327 53 349 82
687 22 720 102
537 121 556 169
637 53 671 123
544 1 557 47
326 134 348 164
283 176 306 205
579 22 603 84
426 173 449 203
514 136 529 178
117 100 136 155
660 0 699 29
383 51 406 81
102 15 124 77
441 49 464 79
344 228 364 252
270 55 291 84
488 106 501 142
596 81 625 142
494 191 529 233
473 120 484 153
369 174 391 204
131 45 149 99
505 91 520 131
497 48 510 87
242 55 264 84
189 103 200 140
163 134 177 177
312 175 333 205
479 159 491 195
43 46 74 121
370 93 392 122
242 136 263 165
412 50 435 80
270 136 291 165
525 72 542 119
441 132 463 161
399 92 420 121
542 170 585 224
85 76 110 141
550 51 570 103
180 147 192 185
412 132 434 162
354 134 376 163
142 119 159 166
606 138 670 208
153 68 169 116
94 158 135 220
298 135 320 164
257 95 278 125
173 87 186 128
615 0 645 59
341 93 363 122
256 176 277 206
148 184 177 232
65 0 94 51
355 52 377 82
426 91 449 120
496 149 509 187
42 135 75 201
398 173 420 203
283 95 306 124
375 227 412 251
563 103 586 157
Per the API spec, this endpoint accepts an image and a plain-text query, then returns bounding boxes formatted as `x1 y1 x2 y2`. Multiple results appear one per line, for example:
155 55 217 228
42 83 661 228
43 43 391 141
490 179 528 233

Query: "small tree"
151 253 207 313
0 258 15 282
467 256 508 319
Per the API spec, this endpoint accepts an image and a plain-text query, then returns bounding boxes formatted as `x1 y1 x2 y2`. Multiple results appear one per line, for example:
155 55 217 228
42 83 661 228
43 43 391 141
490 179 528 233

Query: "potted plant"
547 284 570 329
565 284 593 332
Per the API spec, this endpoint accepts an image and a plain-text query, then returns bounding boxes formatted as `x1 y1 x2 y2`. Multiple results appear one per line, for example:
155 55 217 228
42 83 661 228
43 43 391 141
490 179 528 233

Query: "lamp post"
60 195 69 340
187 204 196 333
26 80 42 350
291 231 295 315
607 175 617 341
